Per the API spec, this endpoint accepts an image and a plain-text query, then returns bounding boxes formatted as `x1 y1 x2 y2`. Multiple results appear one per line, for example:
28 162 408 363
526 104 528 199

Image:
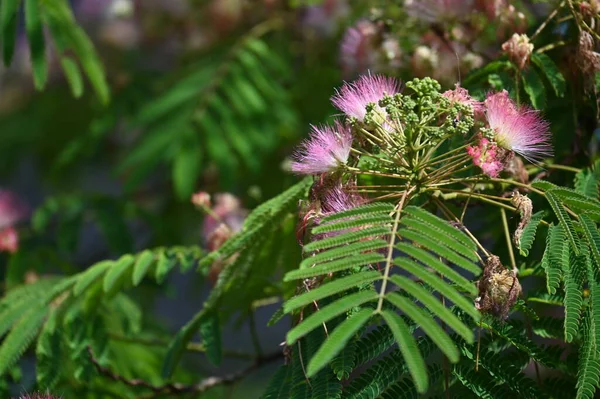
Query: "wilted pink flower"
443 84 484 116
321 184 366 215
467 138 505 177
484 90 552 162
291 122 353 175
331 74 401 121
502 33 533 70
0 190 28 230
0 227 19 253
405 0 473 23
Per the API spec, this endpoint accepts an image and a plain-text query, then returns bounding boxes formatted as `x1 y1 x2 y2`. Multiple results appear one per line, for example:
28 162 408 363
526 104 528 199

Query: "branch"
87 346 284 395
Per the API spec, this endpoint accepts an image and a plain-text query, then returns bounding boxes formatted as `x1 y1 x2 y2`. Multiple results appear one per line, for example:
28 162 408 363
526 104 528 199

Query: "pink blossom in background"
405 0 474 23
443 84 484 116
291 121 353 175
0 190 28 230
331 74 401 121
339 20 379 76
201 193 247 250
484 90 552 163
467 138 505 177
0 226 19 253
303 0 349 37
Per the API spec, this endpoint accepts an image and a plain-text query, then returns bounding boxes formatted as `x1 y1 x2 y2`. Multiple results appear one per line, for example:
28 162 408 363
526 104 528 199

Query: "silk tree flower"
467 137 505 177
484 90 552 163
443 84 484 116
0 190 28 229
405 0 473 23
340 20 379 77
331 74 401 122
321 184 366 215
291 122 353 175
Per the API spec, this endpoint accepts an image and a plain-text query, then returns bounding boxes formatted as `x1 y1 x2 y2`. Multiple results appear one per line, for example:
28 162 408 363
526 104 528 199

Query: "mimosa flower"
291 121 353 175
484 90 552 163
331 74 401 121
467 137 505 177
443 84 484 116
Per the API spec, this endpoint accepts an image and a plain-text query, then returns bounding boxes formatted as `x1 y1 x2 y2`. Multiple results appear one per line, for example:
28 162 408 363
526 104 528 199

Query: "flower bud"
191 191 211 208
502 33 533 70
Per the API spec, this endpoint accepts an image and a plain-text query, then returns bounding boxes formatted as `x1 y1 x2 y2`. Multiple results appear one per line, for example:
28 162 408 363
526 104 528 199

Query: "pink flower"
191 191 211 208
443 84 484 116
0 190 27 230
484 91 552 163
467 138 505 177
340 20 379 77
331 74 401 121
405 0 473 23
321 184 366 215
291 121 353 175
0 227 19 253
201 193 247 245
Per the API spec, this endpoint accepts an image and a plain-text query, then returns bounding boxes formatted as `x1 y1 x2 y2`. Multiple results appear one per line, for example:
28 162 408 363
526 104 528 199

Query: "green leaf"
0 305 48 376
25 0 47 89
402 206 476 251
172 142 201 201
132 250 155 286
581 214 600 269
398 228 480 274
59 57 84 98
518 211 546 257
261 365 291 399
522 67 546 109
319 203 394 224
103 254 135 293
306 308 371 377
389 275 473 342
542 224 565 294
396 242 477 294
386 292 459 362
303 226 391 252
312 214 393 235
200 313 222 366
35 310 62 390
545 191 580 254
284 271 381 313
162 310 207 378
549 187 600 221
1 0 20 66
463 60 512 86
155 250 177 284
396 258 479 320
299 240 388 270
531 53 566 98
73 261 112 296
564 250 585 342
380 310 428 393
286 290 377 344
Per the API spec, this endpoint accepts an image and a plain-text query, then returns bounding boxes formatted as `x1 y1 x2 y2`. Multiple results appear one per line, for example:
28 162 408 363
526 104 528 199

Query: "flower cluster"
502 33 533 70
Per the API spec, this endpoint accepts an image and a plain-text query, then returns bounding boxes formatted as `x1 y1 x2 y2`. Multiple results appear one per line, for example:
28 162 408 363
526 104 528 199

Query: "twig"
500 208 517 272
87 346 283 394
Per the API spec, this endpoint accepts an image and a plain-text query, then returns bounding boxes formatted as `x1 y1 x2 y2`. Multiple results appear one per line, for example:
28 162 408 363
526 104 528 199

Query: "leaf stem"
375 186 414 313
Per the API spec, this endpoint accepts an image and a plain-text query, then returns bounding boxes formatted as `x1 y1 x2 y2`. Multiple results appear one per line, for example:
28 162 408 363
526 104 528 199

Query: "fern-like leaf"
545 190 580 254
518 210 546 257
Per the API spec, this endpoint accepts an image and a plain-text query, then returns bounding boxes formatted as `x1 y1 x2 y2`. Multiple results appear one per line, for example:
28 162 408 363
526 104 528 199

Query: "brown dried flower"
502 33 533 70
511 191 533 248
577 31 600 76
475 255 522 320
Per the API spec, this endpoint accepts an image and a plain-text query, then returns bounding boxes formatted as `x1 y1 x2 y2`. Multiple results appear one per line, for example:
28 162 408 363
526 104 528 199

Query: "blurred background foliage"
0 0 599 398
